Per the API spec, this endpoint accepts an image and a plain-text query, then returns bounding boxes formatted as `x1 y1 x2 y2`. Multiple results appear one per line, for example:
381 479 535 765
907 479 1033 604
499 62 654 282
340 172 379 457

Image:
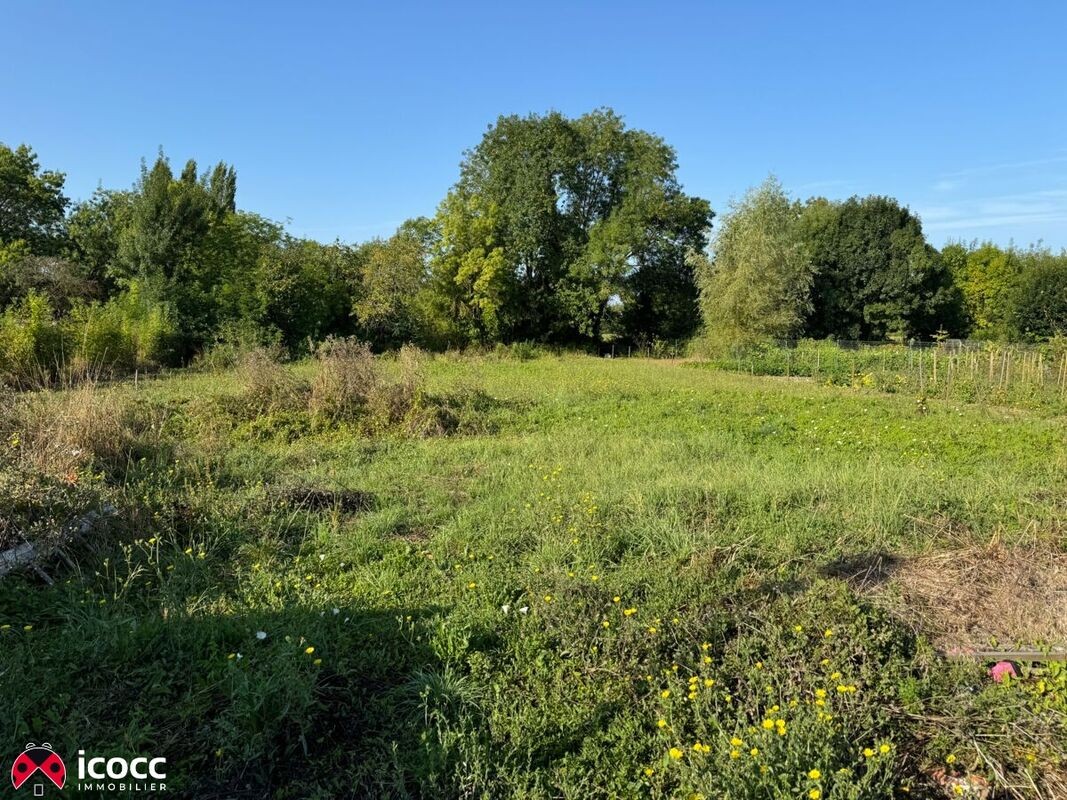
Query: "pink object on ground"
989 661 1017 682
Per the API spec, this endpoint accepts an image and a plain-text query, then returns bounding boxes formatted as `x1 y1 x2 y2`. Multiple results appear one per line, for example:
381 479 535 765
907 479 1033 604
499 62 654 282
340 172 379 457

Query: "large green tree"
431 109 712 344
942 241 1020 339
254 237 356 349
353 218 436 348
0 143 69 255
798 196 963 339
697 176 813 342
1009 247 1067 340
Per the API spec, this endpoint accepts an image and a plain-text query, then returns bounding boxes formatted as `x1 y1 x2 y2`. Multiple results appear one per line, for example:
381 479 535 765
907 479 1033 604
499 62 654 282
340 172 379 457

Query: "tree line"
2 109 1065 382
698 177 1066 346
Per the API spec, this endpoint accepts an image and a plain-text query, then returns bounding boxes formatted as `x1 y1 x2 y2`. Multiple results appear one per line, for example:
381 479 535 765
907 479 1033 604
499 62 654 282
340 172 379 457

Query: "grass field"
1 353 1065 798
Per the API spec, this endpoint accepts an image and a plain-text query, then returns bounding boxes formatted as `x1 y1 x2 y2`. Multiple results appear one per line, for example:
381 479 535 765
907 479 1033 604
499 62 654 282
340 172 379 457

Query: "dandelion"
467 582 477 589
313 658 322 666
613 596 621 603
23 625 32 632
793 624 803 633
945 754 957 765
704 678 715 687
808 769 822 780
729 749 741 759
643 767 655 777
750 747 759 757
661 690 671 698
657 719 668 728
761 719 775 730
692 742 710 754
227 653 236 660
623 607 637 616
305 646 315 655
879 743 891 754
754 661 763 669
669 747 683 760
863 748 875 758
809 791 821 800
952 786 964 797
823 629 833 638
730 737 744 747
543 594 553 603
814 688 827 699
700 642 711 651
602 620 610 628
647 626 657 634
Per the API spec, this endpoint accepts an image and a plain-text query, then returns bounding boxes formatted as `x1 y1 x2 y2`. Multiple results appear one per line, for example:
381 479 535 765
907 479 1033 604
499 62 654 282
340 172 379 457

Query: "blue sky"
4 1 1066 248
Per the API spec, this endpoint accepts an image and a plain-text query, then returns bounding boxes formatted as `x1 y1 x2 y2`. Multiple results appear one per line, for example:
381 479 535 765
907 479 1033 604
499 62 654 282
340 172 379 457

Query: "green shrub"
0 286 177 387
0 291 66 386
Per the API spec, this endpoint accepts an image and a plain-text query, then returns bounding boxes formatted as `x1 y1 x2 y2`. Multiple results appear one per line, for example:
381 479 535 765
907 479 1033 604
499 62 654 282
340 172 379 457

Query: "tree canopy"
3 114 1065 385
430 110 712 345
696 177 813 342
797 196 963 340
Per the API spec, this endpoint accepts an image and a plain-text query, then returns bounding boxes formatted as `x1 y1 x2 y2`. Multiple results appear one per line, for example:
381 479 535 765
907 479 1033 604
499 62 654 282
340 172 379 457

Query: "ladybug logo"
11 743 66 791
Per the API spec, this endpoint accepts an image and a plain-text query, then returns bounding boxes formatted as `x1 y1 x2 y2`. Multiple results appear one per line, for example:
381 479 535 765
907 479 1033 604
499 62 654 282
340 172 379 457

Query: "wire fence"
703 338 1067 410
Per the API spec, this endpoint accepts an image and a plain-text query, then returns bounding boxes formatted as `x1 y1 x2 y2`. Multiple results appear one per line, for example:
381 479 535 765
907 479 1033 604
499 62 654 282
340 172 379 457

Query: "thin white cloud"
939 154 1067 179
918 188 1067 233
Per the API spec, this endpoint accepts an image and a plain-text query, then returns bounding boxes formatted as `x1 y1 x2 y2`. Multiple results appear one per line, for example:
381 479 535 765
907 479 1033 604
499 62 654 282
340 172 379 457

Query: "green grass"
1 355 1065 798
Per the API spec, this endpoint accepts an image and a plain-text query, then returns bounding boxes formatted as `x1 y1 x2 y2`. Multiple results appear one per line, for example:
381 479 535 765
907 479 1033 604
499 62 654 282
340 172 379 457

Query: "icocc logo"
77 750 167 782
11 742 167 794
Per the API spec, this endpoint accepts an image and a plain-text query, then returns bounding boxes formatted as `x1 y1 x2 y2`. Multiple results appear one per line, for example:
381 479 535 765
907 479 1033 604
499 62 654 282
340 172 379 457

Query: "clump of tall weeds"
236 346 307 416
308 337 379 422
